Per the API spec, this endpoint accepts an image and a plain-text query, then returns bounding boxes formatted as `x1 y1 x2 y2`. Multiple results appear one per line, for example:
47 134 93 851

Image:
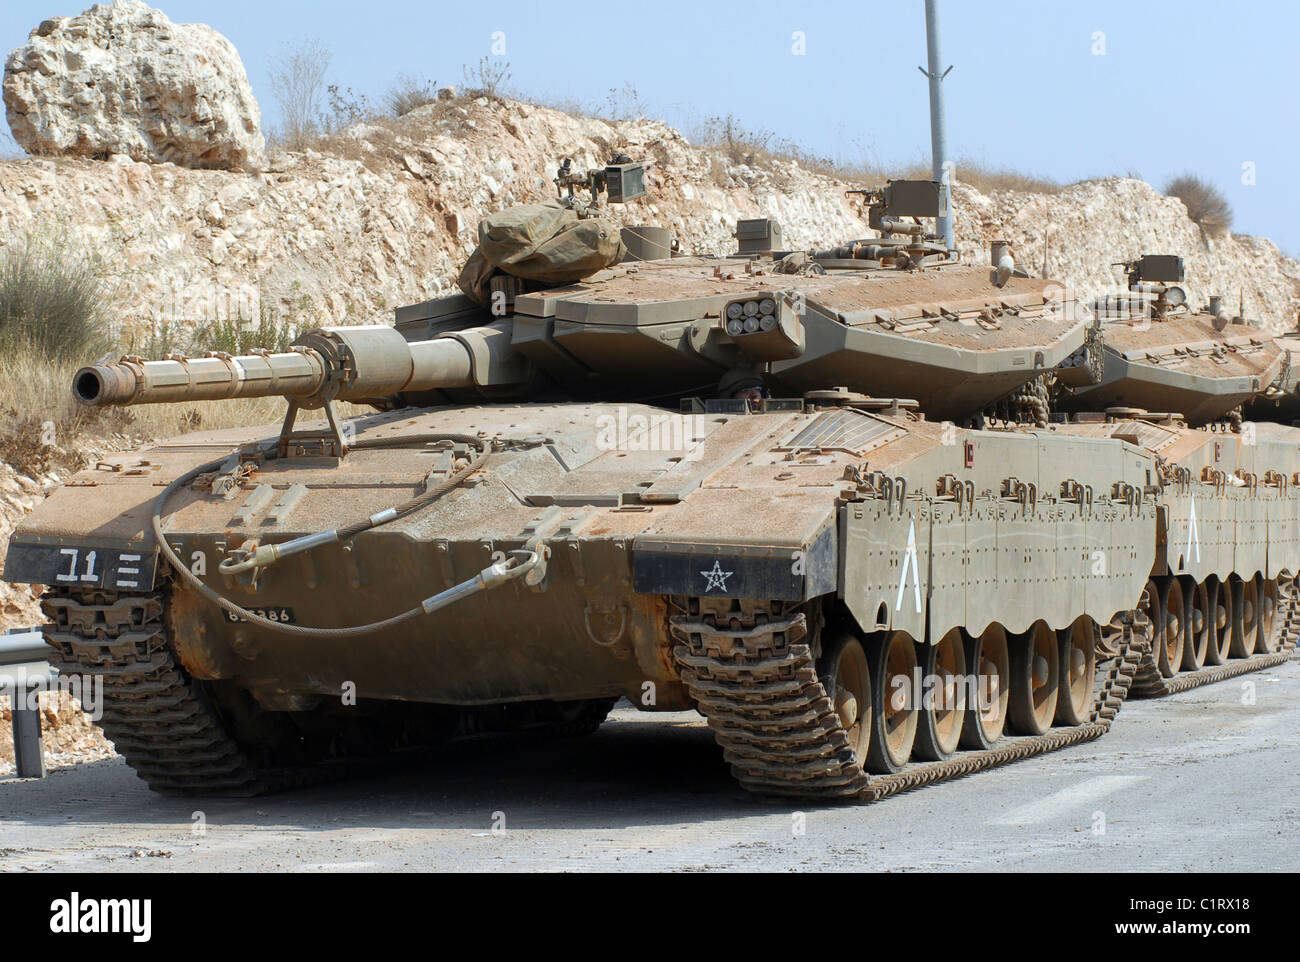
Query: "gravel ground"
1 658 1296 872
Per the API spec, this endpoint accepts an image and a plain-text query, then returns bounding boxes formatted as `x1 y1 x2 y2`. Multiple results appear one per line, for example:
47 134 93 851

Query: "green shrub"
0 229 111 360
186 310 306 356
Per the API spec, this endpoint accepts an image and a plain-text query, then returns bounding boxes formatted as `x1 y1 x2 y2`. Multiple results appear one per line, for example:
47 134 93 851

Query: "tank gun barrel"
74 323 522 407
75 350 328 405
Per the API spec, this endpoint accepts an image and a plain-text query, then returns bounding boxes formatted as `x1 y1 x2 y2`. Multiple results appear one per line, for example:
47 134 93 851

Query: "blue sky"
4 1 1298 253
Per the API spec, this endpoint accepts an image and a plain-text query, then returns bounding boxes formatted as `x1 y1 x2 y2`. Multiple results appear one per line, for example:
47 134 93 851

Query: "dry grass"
689 114 882 187
1164 173 1233 236
789 152 881 185
308 80 1077 203
385 74 438 118
324 84 376 133
950 162 1064 195
269 54 479 163
0 219 336 478
310 114 427 173
309 86 482 173
307 129 390 173
881 158 1067 194
533 83 649 124
292 68 1100 206
461 58 512 102
688 115 1069 194
695 115 774 167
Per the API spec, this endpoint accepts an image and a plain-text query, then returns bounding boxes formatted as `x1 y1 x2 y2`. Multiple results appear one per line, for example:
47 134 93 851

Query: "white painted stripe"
990 774 1146 825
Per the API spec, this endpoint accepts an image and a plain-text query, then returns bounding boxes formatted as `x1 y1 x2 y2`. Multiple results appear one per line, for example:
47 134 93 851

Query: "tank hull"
12 399 1300 796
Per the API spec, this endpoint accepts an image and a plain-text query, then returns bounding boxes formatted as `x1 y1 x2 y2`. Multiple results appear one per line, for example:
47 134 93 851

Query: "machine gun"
1096 254 1189 322
827 179 950 268
553 153 647 208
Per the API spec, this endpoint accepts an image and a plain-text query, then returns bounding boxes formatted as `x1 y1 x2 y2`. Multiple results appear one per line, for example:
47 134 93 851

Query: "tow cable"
152 433 548 638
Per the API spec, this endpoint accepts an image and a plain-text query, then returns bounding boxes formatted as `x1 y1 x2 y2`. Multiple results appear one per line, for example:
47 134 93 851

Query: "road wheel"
1141 577 1166 664
1055 617 1096 726
1205 577 1233 666
1157 578 1186 677
960 624 1009 750
1231 575 1258 658
1256 576 1282 654
913 628 966 761
817 630 872 766
865 630 917 774
1008 621 1059 736
1182 578 1210 671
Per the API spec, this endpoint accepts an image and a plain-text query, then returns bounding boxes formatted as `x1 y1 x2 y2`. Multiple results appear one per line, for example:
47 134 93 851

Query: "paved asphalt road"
2 658 1297 872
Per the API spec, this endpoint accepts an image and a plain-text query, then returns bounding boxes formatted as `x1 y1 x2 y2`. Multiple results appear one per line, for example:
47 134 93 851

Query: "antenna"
919 0 955 255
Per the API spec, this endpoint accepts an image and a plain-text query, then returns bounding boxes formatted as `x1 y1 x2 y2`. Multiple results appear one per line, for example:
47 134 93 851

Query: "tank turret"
1056 254 1285 426
73 170 1091 430
395 175 1090 425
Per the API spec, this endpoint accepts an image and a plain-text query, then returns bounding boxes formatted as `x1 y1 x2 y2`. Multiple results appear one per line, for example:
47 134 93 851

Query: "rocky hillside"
2 94 1299 338
0 463 49 626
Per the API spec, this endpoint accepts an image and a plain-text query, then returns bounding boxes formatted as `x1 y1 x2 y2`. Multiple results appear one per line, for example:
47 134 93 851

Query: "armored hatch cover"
1054 417 1181 450
1051 414 1196 460
514 259 1087 422
1063 314 1285 425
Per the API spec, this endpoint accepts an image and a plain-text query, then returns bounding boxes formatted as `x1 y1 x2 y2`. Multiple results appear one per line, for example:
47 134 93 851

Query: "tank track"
41 588 291 795
1131 578 1300 697
670 599 1146 801
41 578 1296 800
973 376 1053 429
41 586 620 795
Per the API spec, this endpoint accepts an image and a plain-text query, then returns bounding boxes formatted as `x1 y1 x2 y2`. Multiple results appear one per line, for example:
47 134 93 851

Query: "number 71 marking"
56 548 99 584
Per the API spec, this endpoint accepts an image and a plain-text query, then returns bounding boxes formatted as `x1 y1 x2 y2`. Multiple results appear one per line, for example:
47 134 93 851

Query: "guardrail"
1 628 55 779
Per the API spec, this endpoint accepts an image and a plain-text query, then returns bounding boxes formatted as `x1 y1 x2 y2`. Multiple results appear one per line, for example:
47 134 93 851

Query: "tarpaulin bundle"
457 201 626 304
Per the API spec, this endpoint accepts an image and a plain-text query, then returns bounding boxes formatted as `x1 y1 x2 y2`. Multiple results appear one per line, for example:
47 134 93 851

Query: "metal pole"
922 0 955 254
12 682 46 779
0 631 50 664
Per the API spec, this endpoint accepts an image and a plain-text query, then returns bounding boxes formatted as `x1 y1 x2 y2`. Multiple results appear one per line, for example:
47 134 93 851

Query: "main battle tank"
7 163 1297 799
